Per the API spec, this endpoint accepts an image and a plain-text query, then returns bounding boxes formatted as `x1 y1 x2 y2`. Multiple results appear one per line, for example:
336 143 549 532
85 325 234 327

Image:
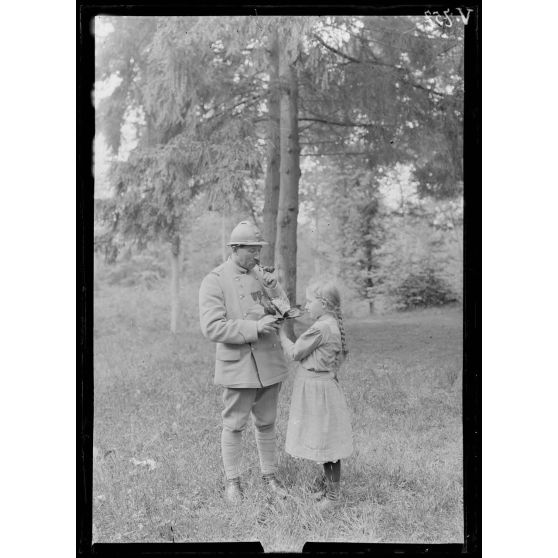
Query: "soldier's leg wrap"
221 388 257 480
251 383 282 476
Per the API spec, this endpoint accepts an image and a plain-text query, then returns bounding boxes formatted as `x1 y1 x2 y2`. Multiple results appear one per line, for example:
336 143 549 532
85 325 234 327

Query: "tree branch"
312 33 362 64
299 140 348 145
313 33 448 98
204 93 265 124
299 117 375 128
300 151 370 157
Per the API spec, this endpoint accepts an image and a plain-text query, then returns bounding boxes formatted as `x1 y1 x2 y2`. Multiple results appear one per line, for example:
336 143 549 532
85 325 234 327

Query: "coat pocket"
216 344 241 361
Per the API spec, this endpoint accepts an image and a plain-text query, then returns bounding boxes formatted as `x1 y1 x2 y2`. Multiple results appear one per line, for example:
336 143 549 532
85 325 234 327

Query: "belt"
297 366 336 380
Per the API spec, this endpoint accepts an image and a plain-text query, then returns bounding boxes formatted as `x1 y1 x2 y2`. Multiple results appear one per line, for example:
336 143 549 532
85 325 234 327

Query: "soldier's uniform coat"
199 257 290 388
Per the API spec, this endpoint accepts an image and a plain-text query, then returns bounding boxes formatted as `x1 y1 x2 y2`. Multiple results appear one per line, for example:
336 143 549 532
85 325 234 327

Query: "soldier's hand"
257 314 281 335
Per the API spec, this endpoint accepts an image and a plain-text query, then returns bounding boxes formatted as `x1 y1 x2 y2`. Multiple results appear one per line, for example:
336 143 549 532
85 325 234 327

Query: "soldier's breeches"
221 383 282 479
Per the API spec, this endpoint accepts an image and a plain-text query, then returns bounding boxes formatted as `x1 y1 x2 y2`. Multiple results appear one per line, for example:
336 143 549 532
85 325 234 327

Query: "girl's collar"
317 312 337 322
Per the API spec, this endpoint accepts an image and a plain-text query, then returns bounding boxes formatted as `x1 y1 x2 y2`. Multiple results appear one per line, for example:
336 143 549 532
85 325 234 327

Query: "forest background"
94 14 464 327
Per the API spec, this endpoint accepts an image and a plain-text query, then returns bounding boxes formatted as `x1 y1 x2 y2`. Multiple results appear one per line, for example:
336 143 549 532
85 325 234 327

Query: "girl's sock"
323 460 341 482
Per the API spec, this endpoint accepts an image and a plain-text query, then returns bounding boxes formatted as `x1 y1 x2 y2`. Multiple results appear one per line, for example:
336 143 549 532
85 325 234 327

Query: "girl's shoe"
309 476 327 500
224 478 243 504
316 481 340 511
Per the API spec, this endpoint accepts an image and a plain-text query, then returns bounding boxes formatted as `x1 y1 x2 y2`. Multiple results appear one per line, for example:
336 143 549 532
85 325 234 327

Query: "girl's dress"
280 313 353 463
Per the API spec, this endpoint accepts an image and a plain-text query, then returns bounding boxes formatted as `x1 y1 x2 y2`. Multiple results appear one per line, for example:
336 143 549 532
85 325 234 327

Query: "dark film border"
78 1 481 556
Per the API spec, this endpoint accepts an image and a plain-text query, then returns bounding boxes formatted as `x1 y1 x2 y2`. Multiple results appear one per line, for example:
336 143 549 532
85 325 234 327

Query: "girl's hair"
308 281 348 362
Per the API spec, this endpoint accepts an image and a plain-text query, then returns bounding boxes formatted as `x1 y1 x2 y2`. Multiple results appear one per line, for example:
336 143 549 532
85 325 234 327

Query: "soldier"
198 220 291 503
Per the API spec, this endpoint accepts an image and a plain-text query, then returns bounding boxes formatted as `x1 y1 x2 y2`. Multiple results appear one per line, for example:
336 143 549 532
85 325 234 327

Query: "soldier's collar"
228 257 249 275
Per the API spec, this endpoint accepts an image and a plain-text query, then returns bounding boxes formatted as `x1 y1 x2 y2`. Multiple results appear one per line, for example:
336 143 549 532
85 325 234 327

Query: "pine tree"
96 16 266 332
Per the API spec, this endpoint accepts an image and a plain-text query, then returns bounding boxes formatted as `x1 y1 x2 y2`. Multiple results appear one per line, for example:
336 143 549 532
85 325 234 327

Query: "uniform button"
240 295 244 299
235 277 240 281
244 313 248 317
273 343 277 348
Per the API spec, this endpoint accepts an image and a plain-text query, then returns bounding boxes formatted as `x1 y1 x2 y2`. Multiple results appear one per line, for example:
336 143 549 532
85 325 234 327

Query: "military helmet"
226 220 269 246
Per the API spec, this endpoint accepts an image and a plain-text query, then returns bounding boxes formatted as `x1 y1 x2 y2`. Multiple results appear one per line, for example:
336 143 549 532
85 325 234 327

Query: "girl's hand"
257 315 281 335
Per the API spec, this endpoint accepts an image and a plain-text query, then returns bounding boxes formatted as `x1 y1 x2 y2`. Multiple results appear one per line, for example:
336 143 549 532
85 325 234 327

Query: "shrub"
393 267 458 310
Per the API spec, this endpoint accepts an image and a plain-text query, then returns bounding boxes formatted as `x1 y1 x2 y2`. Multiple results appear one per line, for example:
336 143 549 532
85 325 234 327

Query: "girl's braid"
334 305 348 359
311 281 348 369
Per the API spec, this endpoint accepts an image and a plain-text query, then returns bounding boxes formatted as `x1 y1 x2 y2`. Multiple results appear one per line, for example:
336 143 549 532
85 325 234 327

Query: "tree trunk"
276 41 301 338
261 29 281 267
337 159 350 279
170 234 181 334
221 213 227 263
144 113 161 147
366 260 374 315
313 206 321 277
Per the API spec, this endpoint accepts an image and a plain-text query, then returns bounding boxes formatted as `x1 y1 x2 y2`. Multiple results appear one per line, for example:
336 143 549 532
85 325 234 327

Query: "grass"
93 280 463 551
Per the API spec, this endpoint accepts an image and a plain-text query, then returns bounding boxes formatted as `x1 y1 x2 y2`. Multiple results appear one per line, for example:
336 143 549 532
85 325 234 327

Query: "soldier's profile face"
233 245 261 270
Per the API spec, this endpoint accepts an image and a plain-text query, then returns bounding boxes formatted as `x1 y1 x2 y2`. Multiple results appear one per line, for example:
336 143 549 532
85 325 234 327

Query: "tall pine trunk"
276 44 300 338
261 29 281 267
365 242 374 315
146 113 183 333
170 234 181 334
221 213 227 263
313 207 321 277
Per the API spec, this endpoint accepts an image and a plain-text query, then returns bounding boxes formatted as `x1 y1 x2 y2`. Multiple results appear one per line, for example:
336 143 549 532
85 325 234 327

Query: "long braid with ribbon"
311 281 347 376
334 305 348 360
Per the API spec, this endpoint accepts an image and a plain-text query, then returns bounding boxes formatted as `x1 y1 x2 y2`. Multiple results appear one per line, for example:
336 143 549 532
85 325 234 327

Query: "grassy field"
93 280 463 551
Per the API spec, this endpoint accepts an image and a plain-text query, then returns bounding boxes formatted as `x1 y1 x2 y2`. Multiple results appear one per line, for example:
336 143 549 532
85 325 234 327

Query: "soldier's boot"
224 477 243 504
316 480 340 511
262 473 288 499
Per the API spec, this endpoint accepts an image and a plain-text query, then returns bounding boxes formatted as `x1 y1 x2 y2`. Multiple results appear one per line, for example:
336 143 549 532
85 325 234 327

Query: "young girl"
278 281 353 509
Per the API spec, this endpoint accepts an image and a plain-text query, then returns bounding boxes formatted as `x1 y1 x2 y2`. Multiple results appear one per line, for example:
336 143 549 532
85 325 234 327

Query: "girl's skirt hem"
286 448 353 464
